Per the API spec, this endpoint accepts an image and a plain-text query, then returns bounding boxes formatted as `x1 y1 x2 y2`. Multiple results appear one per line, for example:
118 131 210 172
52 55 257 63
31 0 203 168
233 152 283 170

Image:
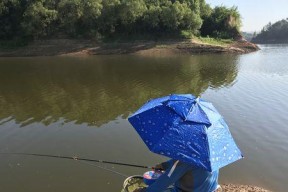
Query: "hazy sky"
206 0 288 32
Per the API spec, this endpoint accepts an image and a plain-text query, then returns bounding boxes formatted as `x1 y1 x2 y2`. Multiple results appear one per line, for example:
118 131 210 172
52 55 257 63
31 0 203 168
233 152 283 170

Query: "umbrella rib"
185 102 196 121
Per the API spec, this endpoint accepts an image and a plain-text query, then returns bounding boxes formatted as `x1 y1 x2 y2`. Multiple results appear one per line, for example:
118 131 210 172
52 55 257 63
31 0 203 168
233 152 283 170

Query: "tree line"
0 0 242 41
252 19 288 43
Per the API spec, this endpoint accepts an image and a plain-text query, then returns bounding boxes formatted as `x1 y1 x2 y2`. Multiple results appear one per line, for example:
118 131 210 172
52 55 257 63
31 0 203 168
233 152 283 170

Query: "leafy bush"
200 6 241 39
0 0 242 40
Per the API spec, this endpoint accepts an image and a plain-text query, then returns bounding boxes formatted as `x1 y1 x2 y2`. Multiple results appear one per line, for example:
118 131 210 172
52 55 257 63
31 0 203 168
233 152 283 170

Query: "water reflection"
0 55 239 127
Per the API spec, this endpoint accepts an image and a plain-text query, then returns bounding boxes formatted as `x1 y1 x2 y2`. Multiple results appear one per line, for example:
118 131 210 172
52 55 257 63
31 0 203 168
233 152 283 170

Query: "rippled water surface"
0 45 288 192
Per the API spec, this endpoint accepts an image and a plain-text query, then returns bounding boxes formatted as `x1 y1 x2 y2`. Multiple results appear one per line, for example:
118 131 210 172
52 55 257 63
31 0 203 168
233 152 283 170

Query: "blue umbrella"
128 94 243 172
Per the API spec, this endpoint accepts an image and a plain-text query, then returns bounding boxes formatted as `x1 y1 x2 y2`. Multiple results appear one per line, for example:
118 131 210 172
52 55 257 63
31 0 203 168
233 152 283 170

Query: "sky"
205 0 288 32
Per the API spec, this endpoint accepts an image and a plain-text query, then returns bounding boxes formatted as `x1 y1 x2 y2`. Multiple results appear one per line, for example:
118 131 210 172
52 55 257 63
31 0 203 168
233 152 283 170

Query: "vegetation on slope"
0 0 242 44
252 19 288 43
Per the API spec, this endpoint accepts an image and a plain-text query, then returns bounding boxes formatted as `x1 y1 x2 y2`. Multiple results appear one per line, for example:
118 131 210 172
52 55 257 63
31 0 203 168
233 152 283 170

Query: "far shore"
0 38 259 57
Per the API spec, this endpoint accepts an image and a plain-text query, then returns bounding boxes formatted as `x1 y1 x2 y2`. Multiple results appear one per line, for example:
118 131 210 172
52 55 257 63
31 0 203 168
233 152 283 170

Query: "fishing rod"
0 152 157 170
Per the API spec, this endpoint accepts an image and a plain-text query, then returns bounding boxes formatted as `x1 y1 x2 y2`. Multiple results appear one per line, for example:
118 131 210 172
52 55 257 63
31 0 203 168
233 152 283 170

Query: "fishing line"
1 152 132 178
77 160 129 178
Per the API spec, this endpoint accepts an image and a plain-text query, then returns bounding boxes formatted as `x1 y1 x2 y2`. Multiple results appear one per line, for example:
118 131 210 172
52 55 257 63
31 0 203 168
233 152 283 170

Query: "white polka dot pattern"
128 94 243 172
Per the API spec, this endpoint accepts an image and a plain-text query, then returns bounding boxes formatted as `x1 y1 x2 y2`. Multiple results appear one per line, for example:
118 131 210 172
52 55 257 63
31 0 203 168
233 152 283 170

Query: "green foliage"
199 0 212 18
200 6 241 39
145 1 202 32
161 1 181 30
143 4 162 29
0 0 242 41
57 0 102 36
181 30 194 38
0 0 23 39
0 0 20 15
21 1 58 39
119 0 147 25
96 0 120 35
180 6 202 32
252 19 288 43
197 36 233 46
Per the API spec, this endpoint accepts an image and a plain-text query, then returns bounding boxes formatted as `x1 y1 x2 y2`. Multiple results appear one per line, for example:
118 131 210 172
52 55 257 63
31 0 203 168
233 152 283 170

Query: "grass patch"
195 36 233 47
180 30 194 39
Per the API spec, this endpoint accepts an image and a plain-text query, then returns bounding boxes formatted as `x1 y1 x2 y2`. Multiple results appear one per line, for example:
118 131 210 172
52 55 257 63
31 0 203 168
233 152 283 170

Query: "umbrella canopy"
128 94 243 172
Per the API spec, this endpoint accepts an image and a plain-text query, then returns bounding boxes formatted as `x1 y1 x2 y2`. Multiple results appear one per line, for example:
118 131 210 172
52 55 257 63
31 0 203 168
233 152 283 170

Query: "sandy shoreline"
0 39 259 57
122 176 272 192
221 184 272 192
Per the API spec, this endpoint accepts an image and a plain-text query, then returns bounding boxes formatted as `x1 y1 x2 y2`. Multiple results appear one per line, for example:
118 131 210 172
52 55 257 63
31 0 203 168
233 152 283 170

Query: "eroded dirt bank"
0 39 259 57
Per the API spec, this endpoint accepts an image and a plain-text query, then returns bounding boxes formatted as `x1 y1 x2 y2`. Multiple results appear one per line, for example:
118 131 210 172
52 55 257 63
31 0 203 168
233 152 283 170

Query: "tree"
200 6 242 39
252 19 288 43
160 1 180 30
118 0 147 25
0 0 244 41
57 0 102 36
80 0 103 33
199 0 212 18
143 4 162 29
0 0 24 39
180 3 202 32
57 0 83 36
21 0 58 39
97 0 121 34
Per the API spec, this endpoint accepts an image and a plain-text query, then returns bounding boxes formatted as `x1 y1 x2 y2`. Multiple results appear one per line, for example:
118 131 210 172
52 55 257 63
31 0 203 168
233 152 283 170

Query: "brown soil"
0 39 259 57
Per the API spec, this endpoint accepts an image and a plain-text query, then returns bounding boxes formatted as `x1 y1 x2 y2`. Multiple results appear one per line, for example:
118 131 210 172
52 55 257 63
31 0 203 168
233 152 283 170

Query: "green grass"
173 31 234 47
180 30 194 39
196 36 233 46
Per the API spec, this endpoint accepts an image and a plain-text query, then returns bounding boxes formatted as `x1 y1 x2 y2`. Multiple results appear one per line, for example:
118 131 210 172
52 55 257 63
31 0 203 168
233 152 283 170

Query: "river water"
0 44 287 192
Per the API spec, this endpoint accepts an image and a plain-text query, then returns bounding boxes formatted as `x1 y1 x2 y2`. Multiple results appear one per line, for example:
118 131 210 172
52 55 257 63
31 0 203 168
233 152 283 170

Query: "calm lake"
0 44 288 192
